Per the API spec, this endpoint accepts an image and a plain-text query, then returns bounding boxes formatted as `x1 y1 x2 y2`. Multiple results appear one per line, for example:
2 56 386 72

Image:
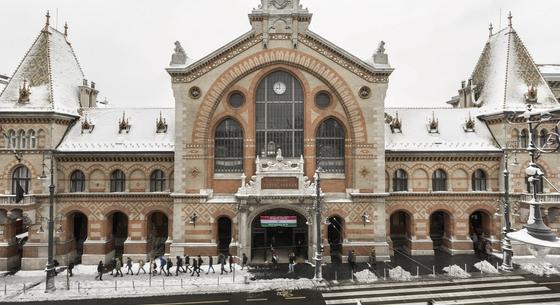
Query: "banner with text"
260 215 297 227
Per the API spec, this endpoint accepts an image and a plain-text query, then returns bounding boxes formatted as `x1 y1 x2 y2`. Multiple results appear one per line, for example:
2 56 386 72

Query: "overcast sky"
1 0 559 108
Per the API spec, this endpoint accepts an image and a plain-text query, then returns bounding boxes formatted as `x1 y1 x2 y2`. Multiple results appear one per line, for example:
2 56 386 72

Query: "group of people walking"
95 253 249 281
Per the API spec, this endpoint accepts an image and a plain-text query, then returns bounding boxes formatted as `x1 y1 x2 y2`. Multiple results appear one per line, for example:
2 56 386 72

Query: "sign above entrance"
260 216 297 227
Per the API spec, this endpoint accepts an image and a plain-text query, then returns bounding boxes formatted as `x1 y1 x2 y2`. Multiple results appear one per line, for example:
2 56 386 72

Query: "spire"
508 11 513 28
64 22 68 37
488 22 493 37
42 10 50 33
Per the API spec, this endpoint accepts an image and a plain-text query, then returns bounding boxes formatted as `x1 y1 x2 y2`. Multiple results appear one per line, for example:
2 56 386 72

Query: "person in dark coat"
229 254 235 272
288 251 296 273
126 257 133 275
197 255 204 274
184 254 191 273
166 257 173 276
109 257 117 276
53 259 60 275
191 257 200 276
95 261 104 280
347 250 356 273
159 256 167 275
137 259 146 275
152 259 158 276
115 257 123 277
206 255 215 274
241 253 248 270
68 262 75 277
175 256 185 275
219 253 228 274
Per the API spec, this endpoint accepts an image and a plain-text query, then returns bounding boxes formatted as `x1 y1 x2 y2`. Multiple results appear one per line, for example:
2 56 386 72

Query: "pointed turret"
0 12 87 116
455 13 558 111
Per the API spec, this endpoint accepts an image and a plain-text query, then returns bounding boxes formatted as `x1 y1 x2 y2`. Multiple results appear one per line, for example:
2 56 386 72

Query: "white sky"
1 0 559 108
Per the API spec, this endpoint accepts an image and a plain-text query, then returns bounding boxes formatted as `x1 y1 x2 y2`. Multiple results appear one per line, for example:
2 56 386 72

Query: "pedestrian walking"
68 262 75 277
137 259 146 275
126 257 133 275
219 253 228 274
175 256 185 275
109 257 117 276
271 250 278 269
197 255 204 274
484 240 493 260
115 257 123 277
159 256 167 275
166 257 173 276
348 249 356 273
229 254 235 272
206 255 215 274
184 254 191 273
368 248 376 270
95 261 104 281
288 251 296 273
152 259 158 276
241 253 248 270
191 257 200 277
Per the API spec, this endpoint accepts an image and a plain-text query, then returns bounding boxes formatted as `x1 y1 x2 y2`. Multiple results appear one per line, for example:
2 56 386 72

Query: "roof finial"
488 22 493 37
508 11 513 28
43 10 50 32
64 22 68 36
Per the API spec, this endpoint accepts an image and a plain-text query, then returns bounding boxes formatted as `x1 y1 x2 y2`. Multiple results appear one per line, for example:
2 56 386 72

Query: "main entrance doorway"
251 208 308 262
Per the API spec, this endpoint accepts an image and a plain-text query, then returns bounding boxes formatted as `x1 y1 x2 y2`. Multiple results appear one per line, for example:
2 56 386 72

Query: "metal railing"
518 193 560 204
0 195 36 205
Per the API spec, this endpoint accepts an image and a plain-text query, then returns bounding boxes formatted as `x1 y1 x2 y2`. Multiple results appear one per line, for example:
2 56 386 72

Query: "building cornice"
56 153 174 163
386 153 502 162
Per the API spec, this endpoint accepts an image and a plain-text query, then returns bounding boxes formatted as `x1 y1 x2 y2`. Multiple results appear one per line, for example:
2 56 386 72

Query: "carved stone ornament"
271 0 290 9
359 167 370 178
427 112 439 133
189 86 201 99
464 113 475 132
18 79 31 104
81 114 95 134
170 41 187 65
118 111 131 134
524 85 538 104
156 112 168 133
191 167 200 177
358 86 371 99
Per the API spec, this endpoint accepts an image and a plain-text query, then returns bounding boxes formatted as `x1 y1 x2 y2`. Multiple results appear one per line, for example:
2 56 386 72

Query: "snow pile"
388 266 412 281
474 261 499 274
354 269 378 283
520 262 560 277
442 265 471 278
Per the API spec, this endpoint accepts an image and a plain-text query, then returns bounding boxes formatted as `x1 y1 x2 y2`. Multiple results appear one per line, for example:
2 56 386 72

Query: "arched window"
472 169 487 191
70 170 85 192
214 119 244 173
432 169 447 191
12 166 30 195
393 169 408 192
27 130 36 148
7 130 16 149
520 129 529 148
17 130 26 149
256 71 304 158
150 170 166 192
316 118 345 173
539 129 549 147
511 128 520 148
110 170 126 192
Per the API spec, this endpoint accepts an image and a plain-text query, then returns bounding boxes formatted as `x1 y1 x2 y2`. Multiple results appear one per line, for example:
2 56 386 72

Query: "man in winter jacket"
197 255 204 274
137 259 146 275
114 257 124 277
166 257 173 276
95 261 104 280
229 254 235 272
159 256 167 275
175 256 185 275
241 253 248 270
126 257 133 275
206 255 215 274
191 257 200 276
219 253 228 274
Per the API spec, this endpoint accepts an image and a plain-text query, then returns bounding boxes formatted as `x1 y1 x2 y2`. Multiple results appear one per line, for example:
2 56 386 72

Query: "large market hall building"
1 1 560 270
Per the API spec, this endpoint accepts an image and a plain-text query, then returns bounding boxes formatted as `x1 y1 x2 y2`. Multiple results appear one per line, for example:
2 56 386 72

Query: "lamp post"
313 155 323 282
500 151 514 271
39 151 56 292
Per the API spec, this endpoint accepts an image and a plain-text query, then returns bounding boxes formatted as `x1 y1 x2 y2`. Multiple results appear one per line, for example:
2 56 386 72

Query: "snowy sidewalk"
0 264 318 303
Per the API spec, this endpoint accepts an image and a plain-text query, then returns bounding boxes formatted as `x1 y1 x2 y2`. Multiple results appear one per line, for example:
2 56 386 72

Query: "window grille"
215 119 244 173
70 170 85 192
256 71 304 158
316 118 345 173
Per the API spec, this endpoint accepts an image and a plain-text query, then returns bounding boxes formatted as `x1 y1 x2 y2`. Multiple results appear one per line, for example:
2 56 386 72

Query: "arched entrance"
390 211 412 253
9 209 28 270
147 212 168 257
469 210 491 237
70 212 88 263
217 217 232 254
430 211 451 251
251 208 308 262
327 216 344 256
109 212 128 257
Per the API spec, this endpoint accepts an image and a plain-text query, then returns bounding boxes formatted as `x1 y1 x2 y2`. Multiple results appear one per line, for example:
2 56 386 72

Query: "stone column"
237 205 248 259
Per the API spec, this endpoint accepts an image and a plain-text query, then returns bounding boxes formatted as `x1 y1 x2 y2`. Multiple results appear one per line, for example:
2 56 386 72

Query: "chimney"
89 81 99 107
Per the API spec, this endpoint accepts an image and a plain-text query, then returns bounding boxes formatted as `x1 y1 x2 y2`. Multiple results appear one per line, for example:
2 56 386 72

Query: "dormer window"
18 79 31 104
463 113 475 132
390 112 402 133
156 112 168 133
81 115 95 134
427 112 438 133
118 112 131 134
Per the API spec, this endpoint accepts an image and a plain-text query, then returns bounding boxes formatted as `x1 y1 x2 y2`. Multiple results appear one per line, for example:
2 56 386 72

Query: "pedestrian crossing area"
322 275 560 305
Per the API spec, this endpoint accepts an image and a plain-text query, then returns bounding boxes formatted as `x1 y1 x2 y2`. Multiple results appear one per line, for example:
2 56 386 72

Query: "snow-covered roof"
57 108 175 152
385 107 500 152
0 26 84 116
538 64 560 81
470 27 558 112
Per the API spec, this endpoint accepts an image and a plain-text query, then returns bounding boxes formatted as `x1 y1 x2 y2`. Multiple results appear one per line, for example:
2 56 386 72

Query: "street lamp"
499 150 518 271
38 151 56 292
506 104 560 258
313 152 323 282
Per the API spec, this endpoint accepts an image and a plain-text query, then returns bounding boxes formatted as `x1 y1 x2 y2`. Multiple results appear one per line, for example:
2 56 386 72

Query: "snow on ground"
513 255 560 276
442 265 471 278
354 269 378 283
0 264 317 303
388 266 412 281
474 260 499 274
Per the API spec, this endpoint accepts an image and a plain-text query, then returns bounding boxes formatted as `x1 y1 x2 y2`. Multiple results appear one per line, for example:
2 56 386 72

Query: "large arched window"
520 129 529 148
256 71 304 158
27 130 36 148
214 119 244 173
150 170 166 192
472 169 487 191
432 169 447 191
393 169 408 192
70 170 85 192
12 166 31 195
316 118 345 173
110 170 126 192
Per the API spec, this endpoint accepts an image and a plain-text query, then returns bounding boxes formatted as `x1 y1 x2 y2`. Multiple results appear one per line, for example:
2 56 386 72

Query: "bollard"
132 280 135 290
233 265 235 283
66 268 70 290
496 262 499 271
465 264 468 273
115 280 117 291
335 271 338 282
218 275 220 286
163 277 165 289
78 282 80 293
181 278 183 289
417 266 419 278
4 283 6 295
432 265 435 277
23 283 25 294
351 269 354 281
383 268 386 280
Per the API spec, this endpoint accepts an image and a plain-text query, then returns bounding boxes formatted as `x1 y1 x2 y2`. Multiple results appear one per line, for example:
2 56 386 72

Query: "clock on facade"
273 81 287 95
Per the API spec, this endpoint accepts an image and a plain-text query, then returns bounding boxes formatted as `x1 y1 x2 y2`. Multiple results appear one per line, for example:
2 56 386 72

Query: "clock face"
273 82 287 95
